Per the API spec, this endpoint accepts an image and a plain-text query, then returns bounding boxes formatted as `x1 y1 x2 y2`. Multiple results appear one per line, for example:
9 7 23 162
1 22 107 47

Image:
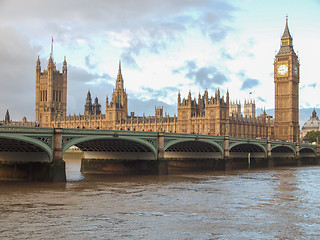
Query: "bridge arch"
63 135 158 160
164 139 223 159
229 142 267 158
299 147 316 157
0 134 52 162
271 145 296 157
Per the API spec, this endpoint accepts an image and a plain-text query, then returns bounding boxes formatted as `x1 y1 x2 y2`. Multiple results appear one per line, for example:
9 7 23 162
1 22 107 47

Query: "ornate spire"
62 56 67 73
116 60 124 89
86 90 91 100
50 36 54 59
4 109 10 123
36 55 41 72
37 55 41 66
312 108 318 119
282 15 292 40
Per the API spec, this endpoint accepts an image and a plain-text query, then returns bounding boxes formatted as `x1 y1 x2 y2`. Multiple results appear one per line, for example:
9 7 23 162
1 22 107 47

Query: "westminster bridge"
0 126 319 181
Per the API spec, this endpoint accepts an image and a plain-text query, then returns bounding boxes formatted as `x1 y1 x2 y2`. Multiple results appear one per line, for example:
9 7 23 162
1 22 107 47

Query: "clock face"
277 64 288 76
294 65 298 76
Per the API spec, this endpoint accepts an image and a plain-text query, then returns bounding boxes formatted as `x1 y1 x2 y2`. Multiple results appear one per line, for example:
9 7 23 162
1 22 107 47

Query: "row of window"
53 90 62 102
181 110 227 119
40 90 62 102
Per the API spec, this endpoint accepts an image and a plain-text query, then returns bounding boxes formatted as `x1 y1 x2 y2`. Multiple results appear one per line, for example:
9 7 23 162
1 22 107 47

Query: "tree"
303 130 320 143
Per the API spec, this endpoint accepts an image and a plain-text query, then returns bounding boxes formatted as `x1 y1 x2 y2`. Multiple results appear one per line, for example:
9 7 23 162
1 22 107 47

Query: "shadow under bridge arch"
299 147 316 157
0 135 51 163
63 136 157 160
271 145 296 158
164 140 223 159
229 142 267 158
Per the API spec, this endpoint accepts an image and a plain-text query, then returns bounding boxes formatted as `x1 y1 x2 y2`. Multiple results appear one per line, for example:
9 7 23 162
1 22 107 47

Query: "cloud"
237 70 260 91
68 65 112 84
67 65 114 114
173 60 229 89
307 83 317 88
138 86 180 100
0 0 236 120
257 97 266 103
0 0 235 68
240 78 260 90
85 55 97 70
221 50 233 60
0 26 40 121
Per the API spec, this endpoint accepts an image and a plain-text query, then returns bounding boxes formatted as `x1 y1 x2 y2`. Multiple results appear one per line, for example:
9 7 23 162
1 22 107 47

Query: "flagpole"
50 36 53 58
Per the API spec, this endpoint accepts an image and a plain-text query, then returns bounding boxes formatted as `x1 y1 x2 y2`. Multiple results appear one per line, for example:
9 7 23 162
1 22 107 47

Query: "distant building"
4 110 10 124
300 109 320 140
33 18 300 142
0 110 33 127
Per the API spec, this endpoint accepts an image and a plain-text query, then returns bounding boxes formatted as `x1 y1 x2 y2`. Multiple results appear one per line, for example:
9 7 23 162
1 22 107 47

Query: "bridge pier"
295 143 302 166
267 140 274 168
50 128 66 182
224 136 232 170
0 128 66 182
157 132 168 175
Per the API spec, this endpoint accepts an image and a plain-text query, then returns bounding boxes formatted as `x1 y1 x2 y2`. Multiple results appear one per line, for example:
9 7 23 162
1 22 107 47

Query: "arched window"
182 111 187 119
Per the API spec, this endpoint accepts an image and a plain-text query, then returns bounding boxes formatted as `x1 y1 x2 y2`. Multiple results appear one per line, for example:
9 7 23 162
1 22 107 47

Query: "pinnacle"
282 16 292 40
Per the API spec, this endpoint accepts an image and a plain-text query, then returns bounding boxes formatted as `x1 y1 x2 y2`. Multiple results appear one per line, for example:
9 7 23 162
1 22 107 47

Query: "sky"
0 0 320 124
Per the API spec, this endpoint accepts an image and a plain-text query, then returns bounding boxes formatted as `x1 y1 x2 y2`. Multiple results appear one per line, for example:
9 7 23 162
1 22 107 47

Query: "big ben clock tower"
274 17 299 142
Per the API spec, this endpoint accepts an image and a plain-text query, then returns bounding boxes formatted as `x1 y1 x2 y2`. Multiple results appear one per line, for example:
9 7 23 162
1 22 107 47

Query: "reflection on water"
1 156 320 239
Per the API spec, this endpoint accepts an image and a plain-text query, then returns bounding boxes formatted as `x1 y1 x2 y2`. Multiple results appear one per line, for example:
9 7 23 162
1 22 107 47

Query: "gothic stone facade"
274 17 300 142
35 19 299 141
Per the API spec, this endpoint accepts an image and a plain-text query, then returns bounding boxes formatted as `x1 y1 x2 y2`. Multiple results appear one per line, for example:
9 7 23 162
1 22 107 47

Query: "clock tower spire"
274 17 300 142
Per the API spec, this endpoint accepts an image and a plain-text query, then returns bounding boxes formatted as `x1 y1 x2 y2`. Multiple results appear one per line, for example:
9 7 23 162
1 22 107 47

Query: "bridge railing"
0 125 54 133
229 136 268 144
61 127 160 137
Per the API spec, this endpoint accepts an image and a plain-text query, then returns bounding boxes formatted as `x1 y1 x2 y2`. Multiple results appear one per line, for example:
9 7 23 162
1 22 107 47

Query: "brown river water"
1 156 320 239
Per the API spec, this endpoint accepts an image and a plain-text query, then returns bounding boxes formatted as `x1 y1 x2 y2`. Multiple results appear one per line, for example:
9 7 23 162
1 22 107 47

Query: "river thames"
1 157 320 239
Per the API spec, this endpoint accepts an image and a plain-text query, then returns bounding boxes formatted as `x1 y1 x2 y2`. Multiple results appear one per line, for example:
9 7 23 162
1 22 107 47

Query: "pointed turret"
188 91 192 105
63 56 67 74
4 109 10 124
116 60 124 89
281 16 292 41
312 108 318 119
226 89 229 104
36 55 41 68
277 16 296 56
204 89 208 103
86 90 92 101
84 90 93 115
93 97 101 115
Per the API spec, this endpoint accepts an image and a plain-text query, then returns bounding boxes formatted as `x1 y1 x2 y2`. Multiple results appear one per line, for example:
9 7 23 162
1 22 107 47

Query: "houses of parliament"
32 18 299 142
